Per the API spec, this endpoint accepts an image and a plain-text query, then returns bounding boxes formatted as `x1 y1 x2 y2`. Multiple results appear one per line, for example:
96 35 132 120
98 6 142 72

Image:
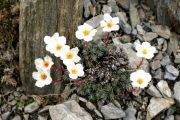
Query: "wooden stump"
19 0 83 94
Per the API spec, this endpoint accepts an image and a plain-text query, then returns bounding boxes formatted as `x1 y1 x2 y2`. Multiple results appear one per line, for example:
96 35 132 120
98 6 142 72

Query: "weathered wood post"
19 0 83 94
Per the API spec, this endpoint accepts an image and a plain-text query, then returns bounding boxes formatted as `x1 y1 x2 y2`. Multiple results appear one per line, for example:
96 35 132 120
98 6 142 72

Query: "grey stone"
167 33 179 56
123 106 136 120
86 15 104 28
162 40 168 52
108 0 119 13
160 55 171 67
165 65 179 80
152 68 164 80
175 115 180 120
129 2 140 28
154 52 163 60
12 115 21 120
38 115 48 120
136 25 145 35
23 114 29 120
143 32 158 42
175 53 180 63
113 100 121 108
94 109 103 118
84 0 92 18
115 0 130 10
131 29 137 35
165 115 174 120
79 97 88 103
174 81 180 106
151 25 171 39
146 98 174 120
157 80 172 98
116 12 132 34
24 102 39 113
102 5 112 14
1 112 11 120
101 103 125 119
116 35 131 43
86 102 96 110
151 60 161 70
49 100 93 120
147 85 162 98
157 38 165 46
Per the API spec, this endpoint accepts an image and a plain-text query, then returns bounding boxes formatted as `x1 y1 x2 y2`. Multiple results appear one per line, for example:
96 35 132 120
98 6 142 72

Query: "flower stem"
52 67 66 73
52 78 65 84
136 58 144 69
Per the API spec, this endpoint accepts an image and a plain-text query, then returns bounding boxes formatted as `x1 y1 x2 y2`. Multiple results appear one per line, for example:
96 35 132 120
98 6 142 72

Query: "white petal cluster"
135 42 157 59
32 56 54 88
100 13 119 32
75 23 97 42
130 70 151 89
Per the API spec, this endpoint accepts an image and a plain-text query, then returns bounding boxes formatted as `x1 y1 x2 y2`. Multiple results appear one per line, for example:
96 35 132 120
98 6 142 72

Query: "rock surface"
174 81 180 106
157 80 172 98
49 100 93 120
129 2 140 28
123 106 136 120
101 103 125 119
24 102 39 113
147 85 162 98
151 25 171 39
164 65 179 80
147 98 174 120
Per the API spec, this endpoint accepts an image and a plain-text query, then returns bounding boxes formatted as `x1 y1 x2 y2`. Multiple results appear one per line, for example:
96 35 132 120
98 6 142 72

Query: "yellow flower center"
40 73 47 81
66 52 74 59
137 78 144 85
83 29 90 36
142 49 148 55
56 44 62 51
71 69 77 75
43 61 49 68
107 22 113 28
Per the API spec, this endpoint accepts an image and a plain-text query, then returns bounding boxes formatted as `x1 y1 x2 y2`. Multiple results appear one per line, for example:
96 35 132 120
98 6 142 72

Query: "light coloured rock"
157 38 165 45
84 0 92 18
157 80 172 98
123 106 136 120
160 55 171 67
174 81 180 106
86 15 104 28
23 114 29 120
38 115 48 120
167 33 179 56
152 68 163 80
146 98 174 120
165 115 174 120
165 65 179 80
49 100 93 120
116 12 132 34
113 39 149 72
151 25 171 39
12 115 21 120
1 112 11 120
115 0 130 10
86 102 96 110
102 5 112 14
136 25 145 35
174 53 180 63
94 109 103 118
108 0 119 13
147 85 162 98
101 103 125 119
143 32 158 42
129 2 140 28
24 102 39 113
151 60 161 70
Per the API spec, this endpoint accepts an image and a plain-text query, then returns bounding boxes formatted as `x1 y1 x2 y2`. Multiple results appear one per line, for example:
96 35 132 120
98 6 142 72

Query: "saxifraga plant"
77 41 132 102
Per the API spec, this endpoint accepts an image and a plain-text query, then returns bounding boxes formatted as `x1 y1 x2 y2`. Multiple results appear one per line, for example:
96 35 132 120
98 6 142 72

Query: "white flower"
130 70 151 89
32 70 52 88
135 42 157 59
45 34 70 57
75 23 97 41
67 63 84 79
44 32 60 45
100 13 119 32
61 47 81 66
35 56 54 71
